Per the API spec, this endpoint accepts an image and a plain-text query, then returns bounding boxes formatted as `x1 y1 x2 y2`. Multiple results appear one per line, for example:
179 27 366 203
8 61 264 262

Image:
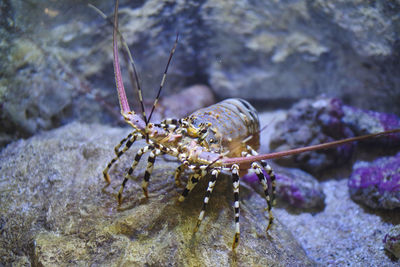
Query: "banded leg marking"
103 132 143 185
260 161 277 209
246 145 276 231
193 168 219 233
141 148 161 198
174 164 186 188
114 132 132 155
251 162 274 232
178 169 205 202
231 164 240 250
154 118 179 131
117 144 153 204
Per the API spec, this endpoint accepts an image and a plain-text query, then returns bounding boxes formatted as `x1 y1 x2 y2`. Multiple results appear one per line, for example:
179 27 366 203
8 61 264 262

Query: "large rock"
269 97 400 173
243 165 325 210
269 97 354 173
348 152 400 209
0 123 313 265
1 0 399 147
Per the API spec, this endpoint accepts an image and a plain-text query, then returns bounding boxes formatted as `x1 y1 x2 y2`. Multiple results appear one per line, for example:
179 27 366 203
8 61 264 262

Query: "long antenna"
120 39 148 124
110 0 130 114
147 33 179 123
222 128 400 165
90 2 148 124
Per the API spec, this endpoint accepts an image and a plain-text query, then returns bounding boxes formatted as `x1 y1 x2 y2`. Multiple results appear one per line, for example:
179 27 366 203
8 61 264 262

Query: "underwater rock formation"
269 97 354 173
270 97 400 173
143 84 215 123
343 105 400 145
383 225 400 259
1 0 400 147
0 123 313 265
243 166 325 210
348 152 400 209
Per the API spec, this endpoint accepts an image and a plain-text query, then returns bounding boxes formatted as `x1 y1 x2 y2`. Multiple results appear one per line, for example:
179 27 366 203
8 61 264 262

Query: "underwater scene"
1 0 400 266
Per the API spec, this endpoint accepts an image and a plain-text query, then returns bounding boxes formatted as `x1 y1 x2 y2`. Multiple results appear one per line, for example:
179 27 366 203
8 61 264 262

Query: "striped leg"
114 132 133 155
231 164 241 250
251 162 274 232
154 118 180 132
260 160 277 210
103 132 143 185
246 145 277 231
117 144 153 205
174 164 186 188
141 148 161 198
178 168 205 202
193 168 219 233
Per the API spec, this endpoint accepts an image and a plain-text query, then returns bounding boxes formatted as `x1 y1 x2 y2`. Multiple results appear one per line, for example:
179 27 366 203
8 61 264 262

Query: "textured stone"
348 152 400 209
275 179 400 266
243 166 325 210
269 97 354 173
383 225 400 259
0 123 313 265
1 0 400 148
207 0 400 113
269 97 400 173
343 105 400 145
144 84 215 123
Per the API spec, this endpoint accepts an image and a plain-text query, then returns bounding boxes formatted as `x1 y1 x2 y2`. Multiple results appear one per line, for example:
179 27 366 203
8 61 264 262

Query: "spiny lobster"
101 0 400 250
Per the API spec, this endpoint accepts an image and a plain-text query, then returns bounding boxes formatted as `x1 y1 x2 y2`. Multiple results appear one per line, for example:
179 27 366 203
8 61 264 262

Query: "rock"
343 105 400 145
269 97 400 173
2 0 400 147
383 225 400 259
269 97 354 173
275 179 400 266
208 1 400 113
0 123 313 265
144 84 215 123
348 152 400 209
243 166 325 210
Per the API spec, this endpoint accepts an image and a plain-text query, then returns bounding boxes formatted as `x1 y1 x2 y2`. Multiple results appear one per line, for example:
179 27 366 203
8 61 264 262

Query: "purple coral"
269 97 400 174
269 97 354 173
242 167 325 210
342 105 400 145
348 152 400 209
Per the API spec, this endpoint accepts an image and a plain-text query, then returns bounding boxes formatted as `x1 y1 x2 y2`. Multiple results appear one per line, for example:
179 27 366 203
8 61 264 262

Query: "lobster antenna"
222 128 400 165
90 2 148 124
120 38 148 125
110 0 130 114
147 33 179 123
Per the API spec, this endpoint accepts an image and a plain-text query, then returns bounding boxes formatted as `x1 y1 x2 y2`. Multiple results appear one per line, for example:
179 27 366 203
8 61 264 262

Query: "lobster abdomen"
187 98 260 158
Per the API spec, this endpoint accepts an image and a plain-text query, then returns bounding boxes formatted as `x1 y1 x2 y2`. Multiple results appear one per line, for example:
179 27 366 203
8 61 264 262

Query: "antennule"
147 33 179 123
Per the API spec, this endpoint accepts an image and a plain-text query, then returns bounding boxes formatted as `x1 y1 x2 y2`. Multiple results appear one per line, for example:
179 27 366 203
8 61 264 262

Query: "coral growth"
348 152 400 209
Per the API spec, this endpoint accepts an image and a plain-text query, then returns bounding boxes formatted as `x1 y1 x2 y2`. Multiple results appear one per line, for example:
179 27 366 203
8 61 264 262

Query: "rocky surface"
275 179 400 266
0 123 313 266
243 166 325 210
143 84 215 123
343 105 400 145
348 152 400 209
1 0 400 147
269 97 354 173
269 97 400 174
384 225 400 259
